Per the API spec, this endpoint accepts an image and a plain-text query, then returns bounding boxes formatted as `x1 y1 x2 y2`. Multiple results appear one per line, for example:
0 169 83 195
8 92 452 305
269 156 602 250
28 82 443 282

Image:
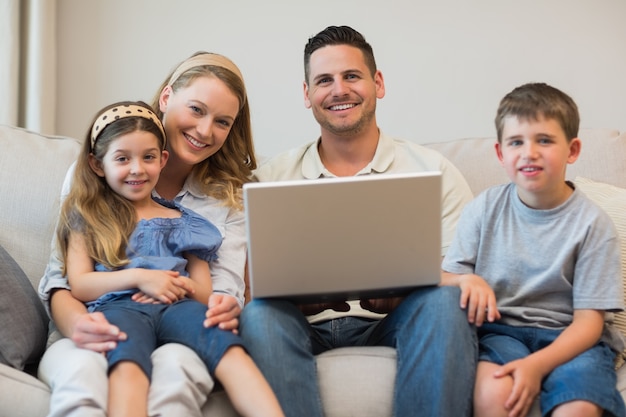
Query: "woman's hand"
71 311 127 353
203 294 242 332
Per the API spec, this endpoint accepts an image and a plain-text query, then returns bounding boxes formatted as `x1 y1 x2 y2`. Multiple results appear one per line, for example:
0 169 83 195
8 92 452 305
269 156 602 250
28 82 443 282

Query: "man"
239 25 477 417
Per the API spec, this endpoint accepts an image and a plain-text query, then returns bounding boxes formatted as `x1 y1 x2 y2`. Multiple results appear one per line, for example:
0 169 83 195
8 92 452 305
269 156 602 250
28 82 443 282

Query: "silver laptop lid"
244 171 442 303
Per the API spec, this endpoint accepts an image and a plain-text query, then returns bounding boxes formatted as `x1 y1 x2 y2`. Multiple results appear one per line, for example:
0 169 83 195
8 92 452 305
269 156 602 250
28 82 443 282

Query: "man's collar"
301 132 395 178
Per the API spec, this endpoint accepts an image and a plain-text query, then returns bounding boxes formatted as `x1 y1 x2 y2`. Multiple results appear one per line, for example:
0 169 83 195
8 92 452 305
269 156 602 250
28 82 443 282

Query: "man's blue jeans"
240 286 477 417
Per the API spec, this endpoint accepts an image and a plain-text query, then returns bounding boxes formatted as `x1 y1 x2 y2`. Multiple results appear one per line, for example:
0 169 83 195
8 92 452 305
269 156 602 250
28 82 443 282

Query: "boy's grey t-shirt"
442 182 624 352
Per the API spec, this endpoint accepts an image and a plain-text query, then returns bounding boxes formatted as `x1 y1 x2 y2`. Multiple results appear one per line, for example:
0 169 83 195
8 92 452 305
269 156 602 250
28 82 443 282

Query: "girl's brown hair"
57 101 166 273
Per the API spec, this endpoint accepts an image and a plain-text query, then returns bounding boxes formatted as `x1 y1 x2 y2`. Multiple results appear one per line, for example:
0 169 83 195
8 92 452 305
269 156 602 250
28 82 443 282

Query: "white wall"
57 0 626 158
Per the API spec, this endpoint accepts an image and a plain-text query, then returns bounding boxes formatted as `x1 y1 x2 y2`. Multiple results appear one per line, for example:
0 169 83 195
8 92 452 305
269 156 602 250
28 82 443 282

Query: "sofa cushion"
317 346 396 417
0 125 81 289
0 245 48 371
574 176 626 364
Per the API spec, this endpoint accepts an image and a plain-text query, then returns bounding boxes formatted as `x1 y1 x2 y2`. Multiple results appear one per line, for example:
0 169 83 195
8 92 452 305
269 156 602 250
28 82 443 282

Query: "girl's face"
159 75 240 168
90 130 168 206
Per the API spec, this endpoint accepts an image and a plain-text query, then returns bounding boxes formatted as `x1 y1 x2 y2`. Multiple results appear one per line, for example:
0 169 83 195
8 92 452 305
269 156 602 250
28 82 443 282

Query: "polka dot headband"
90 103 166 150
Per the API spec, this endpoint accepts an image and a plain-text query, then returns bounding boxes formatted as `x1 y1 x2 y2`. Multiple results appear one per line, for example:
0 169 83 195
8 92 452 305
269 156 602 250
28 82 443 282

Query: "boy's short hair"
495 82 580 143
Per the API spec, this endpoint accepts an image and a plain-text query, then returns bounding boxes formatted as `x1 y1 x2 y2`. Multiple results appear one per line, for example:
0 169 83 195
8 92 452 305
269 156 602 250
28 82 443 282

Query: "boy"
441 82 625 417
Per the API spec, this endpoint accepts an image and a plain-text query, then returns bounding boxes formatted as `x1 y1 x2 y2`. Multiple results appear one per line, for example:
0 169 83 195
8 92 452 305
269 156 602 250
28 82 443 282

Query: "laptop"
243 171 442 303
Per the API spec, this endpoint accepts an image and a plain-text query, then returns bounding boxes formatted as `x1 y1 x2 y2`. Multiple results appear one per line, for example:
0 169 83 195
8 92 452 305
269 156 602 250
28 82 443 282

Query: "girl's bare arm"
67 232 191 303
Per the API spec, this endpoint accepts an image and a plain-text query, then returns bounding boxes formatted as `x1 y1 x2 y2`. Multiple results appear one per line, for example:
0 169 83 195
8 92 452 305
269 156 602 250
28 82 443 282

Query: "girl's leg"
108 361 149 417
473 361 511 417
149 343 214 417
215 346 284 417
158 299 283 416
552 401 602 417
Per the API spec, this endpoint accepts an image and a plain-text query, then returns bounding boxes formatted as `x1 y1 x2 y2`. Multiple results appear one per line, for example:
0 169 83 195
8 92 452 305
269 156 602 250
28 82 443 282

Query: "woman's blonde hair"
151 51 257 210
57 101 167 273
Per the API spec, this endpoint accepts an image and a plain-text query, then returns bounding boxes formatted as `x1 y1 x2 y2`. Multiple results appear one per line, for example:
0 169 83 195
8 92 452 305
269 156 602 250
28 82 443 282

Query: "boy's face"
495 115 581 208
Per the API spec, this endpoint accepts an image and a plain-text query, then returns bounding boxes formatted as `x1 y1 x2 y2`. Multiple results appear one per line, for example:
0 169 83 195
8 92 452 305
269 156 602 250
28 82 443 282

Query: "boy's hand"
457 273 500 326
495 357 542 417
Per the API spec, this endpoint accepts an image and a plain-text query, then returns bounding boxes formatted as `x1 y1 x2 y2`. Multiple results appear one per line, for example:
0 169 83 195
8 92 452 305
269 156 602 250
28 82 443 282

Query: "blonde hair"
152 52 257 210
57 101 167 273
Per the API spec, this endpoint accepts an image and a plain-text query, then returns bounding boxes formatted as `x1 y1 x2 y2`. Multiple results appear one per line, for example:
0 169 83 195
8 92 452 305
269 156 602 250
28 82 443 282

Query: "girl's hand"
203 294 241 332
495 357 542 417
457 273 500 326
131 291 161 304
136 269 194 304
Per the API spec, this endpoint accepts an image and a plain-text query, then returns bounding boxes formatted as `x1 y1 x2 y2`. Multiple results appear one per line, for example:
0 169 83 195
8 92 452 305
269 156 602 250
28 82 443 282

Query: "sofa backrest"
425 128 626 196
0 125 81 289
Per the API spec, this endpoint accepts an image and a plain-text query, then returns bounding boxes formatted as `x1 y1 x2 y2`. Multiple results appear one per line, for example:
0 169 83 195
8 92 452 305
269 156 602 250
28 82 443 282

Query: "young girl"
56 100 283 417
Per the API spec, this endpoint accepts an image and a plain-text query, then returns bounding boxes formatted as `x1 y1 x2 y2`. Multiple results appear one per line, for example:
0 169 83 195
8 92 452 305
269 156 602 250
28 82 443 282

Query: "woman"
38 52 256 417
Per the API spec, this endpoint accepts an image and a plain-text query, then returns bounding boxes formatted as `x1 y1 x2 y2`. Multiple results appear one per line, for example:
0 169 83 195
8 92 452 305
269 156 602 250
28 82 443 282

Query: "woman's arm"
50 289 126 351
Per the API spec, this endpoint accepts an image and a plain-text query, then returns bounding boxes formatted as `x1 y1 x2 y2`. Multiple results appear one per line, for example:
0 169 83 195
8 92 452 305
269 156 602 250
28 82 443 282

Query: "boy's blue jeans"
478 322 626 417
240 286 477 417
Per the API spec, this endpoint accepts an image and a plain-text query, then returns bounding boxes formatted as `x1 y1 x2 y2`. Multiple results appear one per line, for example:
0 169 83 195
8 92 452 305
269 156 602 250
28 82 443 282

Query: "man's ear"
567 137 582 164
159 85 172 113
374 70 386 99
88 154 105 177
303 81 312 109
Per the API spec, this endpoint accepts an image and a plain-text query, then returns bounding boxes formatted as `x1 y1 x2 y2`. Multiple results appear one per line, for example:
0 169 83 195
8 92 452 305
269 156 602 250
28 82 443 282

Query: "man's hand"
297 301 350 316
360 297 404 314
203 294 242 332
71 311 127 353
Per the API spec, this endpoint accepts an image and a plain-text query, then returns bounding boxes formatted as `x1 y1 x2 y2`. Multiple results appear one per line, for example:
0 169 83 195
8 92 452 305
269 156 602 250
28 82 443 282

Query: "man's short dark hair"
304 25 377 84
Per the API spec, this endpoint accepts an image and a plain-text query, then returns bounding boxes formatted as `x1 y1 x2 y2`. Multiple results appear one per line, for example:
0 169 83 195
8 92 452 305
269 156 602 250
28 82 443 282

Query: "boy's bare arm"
512 309 605 377
495 309 605 416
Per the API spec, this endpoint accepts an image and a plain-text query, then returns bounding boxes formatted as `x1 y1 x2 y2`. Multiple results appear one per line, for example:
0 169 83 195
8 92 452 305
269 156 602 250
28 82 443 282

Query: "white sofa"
0 124 624 417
